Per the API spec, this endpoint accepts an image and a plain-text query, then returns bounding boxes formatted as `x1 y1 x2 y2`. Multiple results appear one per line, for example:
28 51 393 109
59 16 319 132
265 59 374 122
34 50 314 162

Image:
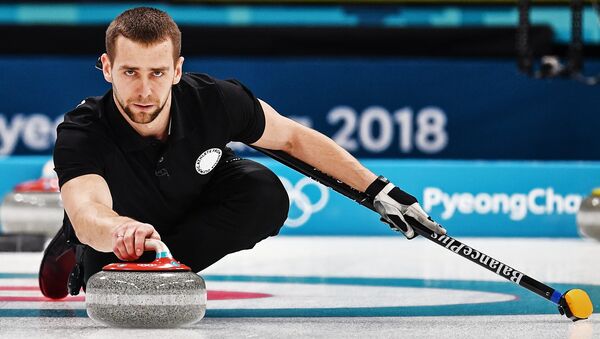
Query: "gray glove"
366 176 446 239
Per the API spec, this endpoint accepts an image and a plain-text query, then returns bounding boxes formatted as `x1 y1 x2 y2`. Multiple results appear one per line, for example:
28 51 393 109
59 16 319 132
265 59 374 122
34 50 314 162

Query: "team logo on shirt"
195 148 222 175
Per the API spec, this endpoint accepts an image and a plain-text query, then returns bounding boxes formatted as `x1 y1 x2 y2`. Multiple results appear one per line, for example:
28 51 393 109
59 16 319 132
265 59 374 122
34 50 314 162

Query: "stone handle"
144 238 172 259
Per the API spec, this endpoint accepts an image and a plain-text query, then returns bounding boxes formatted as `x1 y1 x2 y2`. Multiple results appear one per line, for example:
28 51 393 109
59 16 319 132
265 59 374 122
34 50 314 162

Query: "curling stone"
0 159 62 237
576 188 600 241
85 239 206 328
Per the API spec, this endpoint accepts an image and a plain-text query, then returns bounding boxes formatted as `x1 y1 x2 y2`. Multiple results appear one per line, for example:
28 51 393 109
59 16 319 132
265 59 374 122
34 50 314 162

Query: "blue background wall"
1 157 598 237
1 57 600 159
1 3 599 238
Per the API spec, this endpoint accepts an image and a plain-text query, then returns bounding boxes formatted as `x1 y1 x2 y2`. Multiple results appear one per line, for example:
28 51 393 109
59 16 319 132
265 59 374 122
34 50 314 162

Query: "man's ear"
173 56 184 85
101 53 113 83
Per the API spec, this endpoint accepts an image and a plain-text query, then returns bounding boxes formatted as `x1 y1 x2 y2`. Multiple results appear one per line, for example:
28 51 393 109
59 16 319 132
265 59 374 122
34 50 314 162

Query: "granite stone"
86 271 206 328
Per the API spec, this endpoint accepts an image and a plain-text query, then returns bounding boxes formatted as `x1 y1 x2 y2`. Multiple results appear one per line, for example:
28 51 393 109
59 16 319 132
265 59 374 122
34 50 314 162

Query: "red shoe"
38 225 75 299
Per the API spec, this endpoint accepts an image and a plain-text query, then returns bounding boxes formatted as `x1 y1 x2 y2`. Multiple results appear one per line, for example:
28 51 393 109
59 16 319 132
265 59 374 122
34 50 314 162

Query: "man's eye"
125 70 135 76
153 71 164 77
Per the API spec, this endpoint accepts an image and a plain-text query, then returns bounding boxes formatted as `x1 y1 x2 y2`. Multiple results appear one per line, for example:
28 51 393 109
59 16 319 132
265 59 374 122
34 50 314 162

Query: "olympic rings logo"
279 176 329 228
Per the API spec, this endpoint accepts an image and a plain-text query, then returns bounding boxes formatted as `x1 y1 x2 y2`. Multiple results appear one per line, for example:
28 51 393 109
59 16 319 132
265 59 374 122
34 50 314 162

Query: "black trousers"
81 158 289 284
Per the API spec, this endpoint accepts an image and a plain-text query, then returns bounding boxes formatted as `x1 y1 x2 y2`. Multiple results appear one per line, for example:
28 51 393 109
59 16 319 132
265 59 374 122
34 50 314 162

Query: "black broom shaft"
251 146 561 304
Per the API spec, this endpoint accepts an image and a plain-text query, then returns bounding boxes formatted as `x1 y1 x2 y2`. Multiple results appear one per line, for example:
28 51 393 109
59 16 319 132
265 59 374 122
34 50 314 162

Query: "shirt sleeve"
53 120 105 189
216 78 266 144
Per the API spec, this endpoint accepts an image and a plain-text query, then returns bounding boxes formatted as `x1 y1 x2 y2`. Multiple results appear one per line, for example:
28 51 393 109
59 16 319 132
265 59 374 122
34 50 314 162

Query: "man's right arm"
61 174 160 260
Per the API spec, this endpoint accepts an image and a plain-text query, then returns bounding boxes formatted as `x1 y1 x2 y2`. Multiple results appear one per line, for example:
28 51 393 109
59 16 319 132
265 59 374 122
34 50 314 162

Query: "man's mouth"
133 103 154 110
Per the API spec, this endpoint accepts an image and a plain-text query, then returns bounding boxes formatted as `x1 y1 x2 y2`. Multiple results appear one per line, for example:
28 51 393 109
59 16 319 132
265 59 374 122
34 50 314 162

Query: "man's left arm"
252 99 446 239
252 100 376 192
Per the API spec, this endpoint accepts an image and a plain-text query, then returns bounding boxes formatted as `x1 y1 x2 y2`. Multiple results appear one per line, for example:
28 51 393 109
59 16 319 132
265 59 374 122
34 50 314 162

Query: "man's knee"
240 164 289 237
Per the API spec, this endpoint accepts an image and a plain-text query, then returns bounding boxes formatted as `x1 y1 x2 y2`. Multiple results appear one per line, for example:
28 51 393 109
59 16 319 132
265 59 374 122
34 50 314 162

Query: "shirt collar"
167 88 193 142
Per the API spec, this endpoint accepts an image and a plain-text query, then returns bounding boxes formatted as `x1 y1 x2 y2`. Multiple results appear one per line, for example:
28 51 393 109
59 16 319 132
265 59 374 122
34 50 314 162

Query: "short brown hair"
105 7 181 62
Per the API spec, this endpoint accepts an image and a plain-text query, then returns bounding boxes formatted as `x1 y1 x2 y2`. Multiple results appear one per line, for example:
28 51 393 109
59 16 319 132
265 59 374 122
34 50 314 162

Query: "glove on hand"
366 176 446 239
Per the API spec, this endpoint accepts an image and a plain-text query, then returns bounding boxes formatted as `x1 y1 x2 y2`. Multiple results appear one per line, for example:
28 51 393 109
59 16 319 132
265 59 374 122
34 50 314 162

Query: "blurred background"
1 0 600 251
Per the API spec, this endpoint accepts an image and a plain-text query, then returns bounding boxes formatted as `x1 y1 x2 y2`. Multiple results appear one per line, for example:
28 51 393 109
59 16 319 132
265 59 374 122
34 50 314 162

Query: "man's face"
101 36 183 124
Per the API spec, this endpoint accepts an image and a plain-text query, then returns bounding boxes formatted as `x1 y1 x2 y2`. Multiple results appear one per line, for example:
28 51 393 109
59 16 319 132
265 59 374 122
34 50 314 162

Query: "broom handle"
251 146 563 304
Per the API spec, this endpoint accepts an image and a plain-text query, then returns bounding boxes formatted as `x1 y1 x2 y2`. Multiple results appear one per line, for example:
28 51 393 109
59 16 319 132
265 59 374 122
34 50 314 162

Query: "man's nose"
139 78 152 98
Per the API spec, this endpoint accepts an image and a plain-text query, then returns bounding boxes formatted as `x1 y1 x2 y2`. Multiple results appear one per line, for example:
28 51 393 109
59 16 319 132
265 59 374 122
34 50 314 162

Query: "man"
39 7 446 299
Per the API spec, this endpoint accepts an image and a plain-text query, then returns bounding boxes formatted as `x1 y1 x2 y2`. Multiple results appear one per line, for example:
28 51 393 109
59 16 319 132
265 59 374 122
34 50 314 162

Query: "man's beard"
114 90 167 124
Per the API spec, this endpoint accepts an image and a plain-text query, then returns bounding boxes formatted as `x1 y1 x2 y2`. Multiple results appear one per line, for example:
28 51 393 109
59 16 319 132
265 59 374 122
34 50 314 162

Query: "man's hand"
111 221 161 261
366 176 446 239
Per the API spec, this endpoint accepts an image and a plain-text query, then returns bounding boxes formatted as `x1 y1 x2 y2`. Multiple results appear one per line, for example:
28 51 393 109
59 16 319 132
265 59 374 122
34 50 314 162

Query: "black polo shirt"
53 73 266 235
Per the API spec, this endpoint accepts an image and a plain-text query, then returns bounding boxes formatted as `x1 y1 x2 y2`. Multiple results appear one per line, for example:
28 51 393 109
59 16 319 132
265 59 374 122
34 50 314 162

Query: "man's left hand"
366 176 446 239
